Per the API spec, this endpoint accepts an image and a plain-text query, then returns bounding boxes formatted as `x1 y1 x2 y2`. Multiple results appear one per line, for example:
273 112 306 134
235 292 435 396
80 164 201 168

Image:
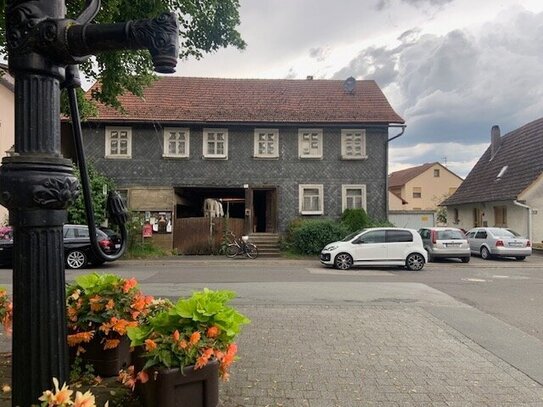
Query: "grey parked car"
465 227 532 260
418 227 471 263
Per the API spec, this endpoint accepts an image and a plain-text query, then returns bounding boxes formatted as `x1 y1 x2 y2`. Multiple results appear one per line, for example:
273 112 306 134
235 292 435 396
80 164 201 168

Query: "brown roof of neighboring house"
0 64 14 92
442 117 543 206
85 77 404 125
388 162 438 188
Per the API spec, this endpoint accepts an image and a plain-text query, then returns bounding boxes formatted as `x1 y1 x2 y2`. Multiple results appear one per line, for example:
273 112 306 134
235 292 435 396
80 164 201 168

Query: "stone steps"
249 233 281 257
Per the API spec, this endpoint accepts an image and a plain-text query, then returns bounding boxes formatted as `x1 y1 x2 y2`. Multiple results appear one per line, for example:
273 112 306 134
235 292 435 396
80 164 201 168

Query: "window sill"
300 211 323 215
202 155 228 160
253 155 279 160
163 155 190 159
341 155 368 160
298 156 323 160
105 155 132 159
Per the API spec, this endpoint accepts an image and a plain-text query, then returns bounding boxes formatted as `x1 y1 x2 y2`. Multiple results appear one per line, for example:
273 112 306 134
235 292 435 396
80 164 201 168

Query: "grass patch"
125 243 170 259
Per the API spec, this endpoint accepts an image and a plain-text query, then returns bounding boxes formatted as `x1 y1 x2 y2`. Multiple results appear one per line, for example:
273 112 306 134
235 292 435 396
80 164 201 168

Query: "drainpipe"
387 125 406 143
513 200 532 241
386 125 407 220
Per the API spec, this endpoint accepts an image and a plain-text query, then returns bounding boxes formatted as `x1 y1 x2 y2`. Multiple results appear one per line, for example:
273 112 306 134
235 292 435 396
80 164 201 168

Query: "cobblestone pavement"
219 305 543 407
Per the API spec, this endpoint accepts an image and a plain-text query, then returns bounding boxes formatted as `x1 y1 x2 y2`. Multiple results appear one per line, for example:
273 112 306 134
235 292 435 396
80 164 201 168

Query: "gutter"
513 200 532 242
387 124 406 142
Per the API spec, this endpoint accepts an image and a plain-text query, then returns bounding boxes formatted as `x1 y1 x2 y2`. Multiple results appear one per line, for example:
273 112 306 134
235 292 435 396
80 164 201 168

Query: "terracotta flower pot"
70 333 131 377
137 359 219 407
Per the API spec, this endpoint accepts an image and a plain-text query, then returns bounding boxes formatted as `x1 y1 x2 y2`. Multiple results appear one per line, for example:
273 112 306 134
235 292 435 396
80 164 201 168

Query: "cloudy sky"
177 0 543 177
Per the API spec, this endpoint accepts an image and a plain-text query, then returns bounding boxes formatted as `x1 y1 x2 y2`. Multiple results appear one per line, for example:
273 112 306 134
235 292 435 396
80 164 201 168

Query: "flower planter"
137 359 219 407
70 333 131 377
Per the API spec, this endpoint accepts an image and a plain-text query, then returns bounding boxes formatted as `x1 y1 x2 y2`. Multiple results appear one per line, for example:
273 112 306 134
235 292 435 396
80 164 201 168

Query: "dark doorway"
252 188 276 233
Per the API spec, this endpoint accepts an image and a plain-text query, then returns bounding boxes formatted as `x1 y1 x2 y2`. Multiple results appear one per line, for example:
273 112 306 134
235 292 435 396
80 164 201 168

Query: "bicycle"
224 232 258 259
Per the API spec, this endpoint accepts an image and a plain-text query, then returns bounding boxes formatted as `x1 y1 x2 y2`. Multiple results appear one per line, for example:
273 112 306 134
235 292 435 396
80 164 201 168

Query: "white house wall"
447 201 530 239
518 175 543 243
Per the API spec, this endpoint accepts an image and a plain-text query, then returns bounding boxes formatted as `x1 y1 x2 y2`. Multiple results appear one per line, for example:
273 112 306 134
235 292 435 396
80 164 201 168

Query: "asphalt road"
1 253 542 342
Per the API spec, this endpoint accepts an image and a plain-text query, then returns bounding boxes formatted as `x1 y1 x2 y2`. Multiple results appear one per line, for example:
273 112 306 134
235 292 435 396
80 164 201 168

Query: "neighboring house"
388 162 463 211
69 77 404 251
0 64 14 225
442 119 543 242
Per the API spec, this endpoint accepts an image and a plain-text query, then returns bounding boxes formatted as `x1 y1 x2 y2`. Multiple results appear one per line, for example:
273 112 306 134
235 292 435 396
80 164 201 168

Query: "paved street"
1 255 543 406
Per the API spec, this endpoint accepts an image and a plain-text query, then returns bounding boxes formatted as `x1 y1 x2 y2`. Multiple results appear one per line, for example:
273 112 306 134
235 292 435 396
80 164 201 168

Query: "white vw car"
320 227 428 271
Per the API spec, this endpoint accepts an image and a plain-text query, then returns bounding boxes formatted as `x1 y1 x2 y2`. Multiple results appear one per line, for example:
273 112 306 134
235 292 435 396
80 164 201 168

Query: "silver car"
466 227 532 260
418 227 471 263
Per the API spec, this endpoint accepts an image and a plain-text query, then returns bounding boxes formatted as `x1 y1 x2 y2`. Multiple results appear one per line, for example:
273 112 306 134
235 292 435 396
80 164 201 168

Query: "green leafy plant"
341 208 371 233
128 288 250 381
290 220 349 255
68 164 116 225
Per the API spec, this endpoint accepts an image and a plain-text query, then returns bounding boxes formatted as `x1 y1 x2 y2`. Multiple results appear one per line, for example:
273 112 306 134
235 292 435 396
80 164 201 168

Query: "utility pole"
1 2 178 405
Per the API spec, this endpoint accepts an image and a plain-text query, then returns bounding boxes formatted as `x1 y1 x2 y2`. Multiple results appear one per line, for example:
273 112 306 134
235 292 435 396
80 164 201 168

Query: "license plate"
446 243 460 247
508 242 523 247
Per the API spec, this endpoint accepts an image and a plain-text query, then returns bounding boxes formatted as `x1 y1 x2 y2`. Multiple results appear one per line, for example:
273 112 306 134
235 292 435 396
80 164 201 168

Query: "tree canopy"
0 0 245 109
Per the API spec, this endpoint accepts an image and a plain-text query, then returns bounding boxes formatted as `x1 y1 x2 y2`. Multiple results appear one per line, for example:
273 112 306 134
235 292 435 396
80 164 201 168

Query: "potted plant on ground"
126 288 250 407
66 273 153 376
0 287 13 335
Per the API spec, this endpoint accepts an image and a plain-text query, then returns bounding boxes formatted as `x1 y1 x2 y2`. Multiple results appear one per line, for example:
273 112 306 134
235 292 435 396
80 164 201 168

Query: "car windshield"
437 230 465 240
488 228 517 238
341 230 366 242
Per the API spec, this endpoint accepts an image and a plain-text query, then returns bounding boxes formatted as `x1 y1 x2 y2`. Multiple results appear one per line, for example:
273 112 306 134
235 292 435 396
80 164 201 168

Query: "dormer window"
497 166 508 179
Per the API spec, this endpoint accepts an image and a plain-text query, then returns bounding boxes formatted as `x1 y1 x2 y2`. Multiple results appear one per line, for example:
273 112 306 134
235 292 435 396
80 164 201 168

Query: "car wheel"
406 253 425 271
461 257 470 263
334 253 353 270
515 256 526 261
480 247 491 260
66 249 88 269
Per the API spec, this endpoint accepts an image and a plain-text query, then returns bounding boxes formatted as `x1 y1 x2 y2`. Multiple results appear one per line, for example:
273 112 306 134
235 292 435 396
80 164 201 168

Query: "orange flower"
122 278 138 293
137 370 149 384
104 339 120 350
73 389 96 407
89 295 103 312
206 326 220 338
178 340 188 350
195 348 214 369
144 339 157 352
67 306 79 322
105 299 115 310
172 330 180 342
67 331 95 347
189 331 201 345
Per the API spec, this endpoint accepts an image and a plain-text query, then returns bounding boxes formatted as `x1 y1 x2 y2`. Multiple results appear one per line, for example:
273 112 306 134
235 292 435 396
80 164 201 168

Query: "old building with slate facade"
69 77 404 251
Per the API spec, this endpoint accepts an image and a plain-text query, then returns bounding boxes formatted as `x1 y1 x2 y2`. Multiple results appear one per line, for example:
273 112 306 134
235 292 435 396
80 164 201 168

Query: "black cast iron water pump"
2 1 178 405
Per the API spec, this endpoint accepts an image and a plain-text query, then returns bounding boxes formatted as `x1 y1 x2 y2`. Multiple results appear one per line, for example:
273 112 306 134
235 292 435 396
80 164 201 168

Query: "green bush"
290 220 349 255
340 208 371 232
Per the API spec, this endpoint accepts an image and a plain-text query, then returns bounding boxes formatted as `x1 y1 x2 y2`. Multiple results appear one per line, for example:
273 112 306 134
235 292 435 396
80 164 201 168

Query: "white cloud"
336 7 543 149
389 142 488 177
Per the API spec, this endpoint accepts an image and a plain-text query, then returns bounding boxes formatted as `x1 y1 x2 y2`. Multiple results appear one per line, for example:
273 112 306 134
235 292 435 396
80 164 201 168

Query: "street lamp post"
1 2 178 405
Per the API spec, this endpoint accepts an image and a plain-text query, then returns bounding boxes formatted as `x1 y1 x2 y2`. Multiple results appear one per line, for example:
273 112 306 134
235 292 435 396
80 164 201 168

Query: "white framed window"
254 129 279 158
341 129 366 159
298 129 323 158
342 185 367 211
163 127 189 158
299 184 324 215
105 127 132 158
203 128 228 159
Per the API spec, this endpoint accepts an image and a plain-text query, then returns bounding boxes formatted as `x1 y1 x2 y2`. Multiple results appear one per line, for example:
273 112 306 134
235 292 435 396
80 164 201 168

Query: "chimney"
490 125 501 159
306 75 313 80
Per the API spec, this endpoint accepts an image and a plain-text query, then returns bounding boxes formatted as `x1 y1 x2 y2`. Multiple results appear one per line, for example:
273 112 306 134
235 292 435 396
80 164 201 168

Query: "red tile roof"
86 77 404 125
388 162 438 187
